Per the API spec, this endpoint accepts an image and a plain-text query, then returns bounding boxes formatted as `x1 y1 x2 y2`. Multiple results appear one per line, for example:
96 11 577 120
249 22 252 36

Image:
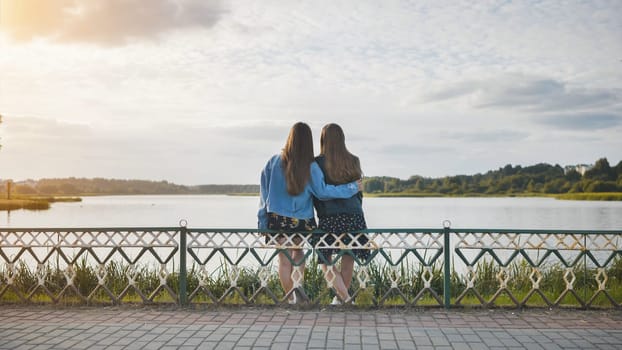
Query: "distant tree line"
0 178 260 196
2 157 621 197
362 157 622 195
194 184 259 194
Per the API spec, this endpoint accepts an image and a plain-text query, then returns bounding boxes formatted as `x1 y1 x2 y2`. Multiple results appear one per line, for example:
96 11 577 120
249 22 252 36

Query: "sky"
0 0 621 185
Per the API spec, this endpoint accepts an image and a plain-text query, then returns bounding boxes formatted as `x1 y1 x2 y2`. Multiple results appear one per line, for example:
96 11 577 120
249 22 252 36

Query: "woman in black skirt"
313 123 369 304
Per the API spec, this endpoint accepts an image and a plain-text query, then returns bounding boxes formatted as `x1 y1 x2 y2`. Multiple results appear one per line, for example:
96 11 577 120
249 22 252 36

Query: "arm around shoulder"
309 162 359 200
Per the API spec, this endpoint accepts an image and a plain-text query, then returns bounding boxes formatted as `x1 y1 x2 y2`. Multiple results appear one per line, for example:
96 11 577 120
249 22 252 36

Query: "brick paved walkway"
0 306 621 349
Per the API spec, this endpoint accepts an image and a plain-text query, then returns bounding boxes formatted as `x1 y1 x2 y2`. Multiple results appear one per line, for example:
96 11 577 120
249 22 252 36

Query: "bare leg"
277 251 293 296
290 249 306 291
321 257 350 302
340 254 355 291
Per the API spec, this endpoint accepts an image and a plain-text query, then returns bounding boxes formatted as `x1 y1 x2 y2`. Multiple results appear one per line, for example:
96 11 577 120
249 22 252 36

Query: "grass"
453 257 622 308
365 191 622 201
31 196 82 203
364 192 445 198
0 195 81 211
553 192 622 201
0 199 50 210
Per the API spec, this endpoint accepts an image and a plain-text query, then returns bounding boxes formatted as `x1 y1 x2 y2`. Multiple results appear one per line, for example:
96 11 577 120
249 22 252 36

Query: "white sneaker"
288 293 297 305
331 296 342 305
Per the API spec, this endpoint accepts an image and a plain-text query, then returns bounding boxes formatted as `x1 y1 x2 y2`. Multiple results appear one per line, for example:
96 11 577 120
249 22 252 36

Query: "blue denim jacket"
312 155 364 218
258 154 359 229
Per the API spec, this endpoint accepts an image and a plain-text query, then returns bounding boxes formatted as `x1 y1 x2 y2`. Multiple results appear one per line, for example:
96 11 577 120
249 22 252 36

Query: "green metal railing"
0 225 621 308
451 228 622 308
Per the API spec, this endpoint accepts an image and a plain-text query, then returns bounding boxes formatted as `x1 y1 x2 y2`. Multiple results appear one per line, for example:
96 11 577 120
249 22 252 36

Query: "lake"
2 195 622 230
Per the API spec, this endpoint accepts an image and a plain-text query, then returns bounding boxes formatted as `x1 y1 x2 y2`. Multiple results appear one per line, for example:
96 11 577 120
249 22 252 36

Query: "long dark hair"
281 122 315 195
320 123 362 183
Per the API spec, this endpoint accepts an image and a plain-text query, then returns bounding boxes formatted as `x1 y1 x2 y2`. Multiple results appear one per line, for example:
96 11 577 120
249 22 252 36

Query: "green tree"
543 178 570 194
415 178 425 192
526 179 535 193
585 158 615 181
384 178 399 192
14 184 37 195
37 184 60 194
500 164 517 176
442 177 461 194
565 169 581 182
363 178 384 193
586 181 619 192
58 183 79 195
569 182 584 193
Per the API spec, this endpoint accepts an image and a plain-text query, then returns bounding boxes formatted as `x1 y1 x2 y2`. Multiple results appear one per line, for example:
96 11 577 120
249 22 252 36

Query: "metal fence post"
179 220 188 306
443 220 451 309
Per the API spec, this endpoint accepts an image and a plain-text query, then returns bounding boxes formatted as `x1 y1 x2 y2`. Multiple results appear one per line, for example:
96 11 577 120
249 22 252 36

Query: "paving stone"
451 343 471 350
522 343 546 350
270 343 291 350
377 332 394 340
597 345 622 350
103 346 125 350
446 334 464 342
236 337 256 346
307 339 326 348
199 341 218 348
500 338 522 347
12 345 35 350
482 337 504 347
430 336 451 346
396 340 415 349
345 336 362 345
378 340 398 349
124 341 150 350
536 343 563 350
361 336 380 345
326 339 344 347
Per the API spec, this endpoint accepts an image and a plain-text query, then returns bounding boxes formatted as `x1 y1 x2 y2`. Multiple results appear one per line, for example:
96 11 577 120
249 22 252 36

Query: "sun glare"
0 0 67 40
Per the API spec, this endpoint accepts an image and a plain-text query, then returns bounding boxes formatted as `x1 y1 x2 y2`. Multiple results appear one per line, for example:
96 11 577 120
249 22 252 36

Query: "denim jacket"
258 154 359 229
312 155 364 218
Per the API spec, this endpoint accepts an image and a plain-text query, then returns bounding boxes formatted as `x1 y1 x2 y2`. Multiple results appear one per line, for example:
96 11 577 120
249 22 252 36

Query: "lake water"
2 195 622 230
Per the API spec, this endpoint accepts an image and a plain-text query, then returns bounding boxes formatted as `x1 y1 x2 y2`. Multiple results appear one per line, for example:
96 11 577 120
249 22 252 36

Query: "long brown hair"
320 123 362 183
281 122 315 195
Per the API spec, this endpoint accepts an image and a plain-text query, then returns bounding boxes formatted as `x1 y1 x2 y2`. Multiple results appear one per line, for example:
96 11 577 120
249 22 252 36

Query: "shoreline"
363 192 622 201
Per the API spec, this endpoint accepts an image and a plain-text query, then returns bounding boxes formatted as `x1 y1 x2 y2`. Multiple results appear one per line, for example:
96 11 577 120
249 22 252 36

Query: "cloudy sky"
0 0 621 185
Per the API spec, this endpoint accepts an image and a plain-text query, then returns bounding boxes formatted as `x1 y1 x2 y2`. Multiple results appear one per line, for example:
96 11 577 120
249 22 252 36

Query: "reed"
0 199 50 210
554 192 622 201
